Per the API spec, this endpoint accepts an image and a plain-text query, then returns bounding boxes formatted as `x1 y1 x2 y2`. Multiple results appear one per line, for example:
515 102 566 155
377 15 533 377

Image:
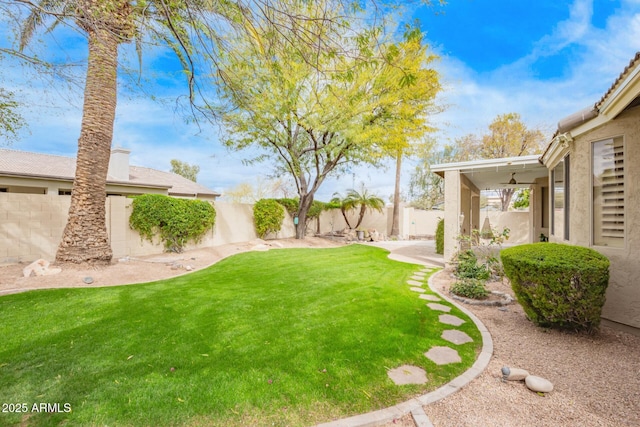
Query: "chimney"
108 147 130 181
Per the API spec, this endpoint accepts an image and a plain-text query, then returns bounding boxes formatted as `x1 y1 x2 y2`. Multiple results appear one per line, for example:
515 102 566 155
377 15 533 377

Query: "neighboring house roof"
0 148 220 198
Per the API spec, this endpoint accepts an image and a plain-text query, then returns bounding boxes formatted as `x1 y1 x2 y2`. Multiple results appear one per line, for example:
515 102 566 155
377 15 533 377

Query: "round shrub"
450 278 489 299
501 243 610 332
253 199 285 238
435 218 444 255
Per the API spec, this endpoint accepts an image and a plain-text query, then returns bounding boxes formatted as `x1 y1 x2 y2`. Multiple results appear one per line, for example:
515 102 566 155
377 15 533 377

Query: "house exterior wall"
550 106 640 329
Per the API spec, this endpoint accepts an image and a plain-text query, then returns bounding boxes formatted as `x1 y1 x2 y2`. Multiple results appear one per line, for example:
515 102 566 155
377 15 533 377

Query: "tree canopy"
0 89 26 144
214 1 442 238
170 159 200 182
409 112 547 211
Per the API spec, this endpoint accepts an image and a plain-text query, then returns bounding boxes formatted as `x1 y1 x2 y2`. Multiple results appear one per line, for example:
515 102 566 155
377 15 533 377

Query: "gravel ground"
384 270 640 427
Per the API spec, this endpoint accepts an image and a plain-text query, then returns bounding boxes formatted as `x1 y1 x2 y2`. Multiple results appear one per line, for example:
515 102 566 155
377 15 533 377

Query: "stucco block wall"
0 193 69 262
559 106 640 329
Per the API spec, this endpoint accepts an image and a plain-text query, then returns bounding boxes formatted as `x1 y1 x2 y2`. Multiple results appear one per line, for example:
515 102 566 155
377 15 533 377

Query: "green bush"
129 194 216 253
455 250 490 280
450 278 489 299
501 243 610 332
254 199 285 238
435 218 444 254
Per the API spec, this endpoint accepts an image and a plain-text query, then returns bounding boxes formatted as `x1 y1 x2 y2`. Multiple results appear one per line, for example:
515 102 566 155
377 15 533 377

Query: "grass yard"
0 245 481 426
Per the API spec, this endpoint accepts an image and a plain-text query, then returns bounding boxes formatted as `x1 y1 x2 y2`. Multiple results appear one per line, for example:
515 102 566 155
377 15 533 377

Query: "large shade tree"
214 2 440 238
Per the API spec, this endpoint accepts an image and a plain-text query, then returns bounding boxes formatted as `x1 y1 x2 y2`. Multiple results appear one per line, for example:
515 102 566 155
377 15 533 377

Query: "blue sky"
2 0 640 202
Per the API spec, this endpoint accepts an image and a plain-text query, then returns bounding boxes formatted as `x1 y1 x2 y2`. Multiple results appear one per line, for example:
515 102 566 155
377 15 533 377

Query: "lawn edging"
316 269 494 427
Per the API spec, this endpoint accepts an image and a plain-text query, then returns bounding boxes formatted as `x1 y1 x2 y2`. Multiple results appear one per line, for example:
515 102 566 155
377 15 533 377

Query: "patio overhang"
431 155 548 190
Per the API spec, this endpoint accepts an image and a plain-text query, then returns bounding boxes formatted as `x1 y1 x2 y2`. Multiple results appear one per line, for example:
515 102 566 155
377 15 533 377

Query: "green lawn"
0 245 481 426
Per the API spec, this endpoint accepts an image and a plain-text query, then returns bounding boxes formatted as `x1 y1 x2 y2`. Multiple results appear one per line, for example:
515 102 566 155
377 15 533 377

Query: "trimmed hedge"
501 243 610 332
435 218 444 254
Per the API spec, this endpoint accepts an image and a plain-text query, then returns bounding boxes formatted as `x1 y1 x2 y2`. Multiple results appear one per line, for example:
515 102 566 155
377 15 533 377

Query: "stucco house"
0 147 220 200
433 52 640 334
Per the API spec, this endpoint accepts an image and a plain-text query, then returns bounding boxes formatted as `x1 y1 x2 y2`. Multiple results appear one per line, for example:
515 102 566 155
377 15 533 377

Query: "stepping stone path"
441 329 473 345
426 303 451 313
439 314 465 326
387 365 428 385
388 268 474 384
424 346 462 365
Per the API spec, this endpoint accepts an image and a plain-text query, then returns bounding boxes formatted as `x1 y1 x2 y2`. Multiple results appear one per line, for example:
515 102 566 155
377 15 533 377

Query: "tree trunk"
499 188 515 212
295 194 314 239
390 150 402 237
56 28 119 264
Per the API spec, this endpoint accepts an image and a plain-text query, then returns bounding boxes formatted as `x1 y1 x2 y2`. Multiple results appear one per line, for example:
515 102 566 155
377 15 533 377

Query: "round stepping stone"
525 375 554 393
407 280 422 286
387 365 428 385
426 302 451 312
410 275 424 281
419 294 440 302
439 314 465 326
410 287 426 293
441 329 473 345
424 346 461 365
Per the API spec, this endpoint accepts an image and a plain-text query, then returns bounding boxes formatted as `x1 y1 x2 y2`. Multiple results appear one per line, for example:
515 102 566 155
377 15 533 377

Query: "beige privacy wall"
0 193 529 263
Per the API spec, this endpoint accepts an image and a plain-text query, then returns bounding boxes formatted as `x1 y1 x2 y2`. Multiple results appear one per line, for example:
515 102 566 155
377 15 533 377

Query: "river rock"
501 366 530 381
525 375 554 393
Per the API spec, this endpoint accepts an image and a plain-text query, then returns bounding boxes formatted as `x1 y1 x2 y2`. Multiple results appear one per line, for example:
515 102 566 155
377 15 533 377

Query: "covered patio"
431 155 549 265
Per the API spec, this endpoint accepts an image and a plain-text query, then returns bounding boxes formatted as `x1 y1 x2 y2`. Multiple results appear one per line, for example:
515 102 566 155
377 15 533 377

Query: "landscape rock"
525 375 554 393
501 366 530 381
83 276 94 284
22 259 61 277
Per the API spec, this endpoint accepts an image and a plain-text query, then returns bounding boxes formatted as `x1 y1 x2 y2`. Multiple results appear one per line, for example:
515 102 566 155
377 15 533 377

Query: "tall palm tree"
16 0 233 263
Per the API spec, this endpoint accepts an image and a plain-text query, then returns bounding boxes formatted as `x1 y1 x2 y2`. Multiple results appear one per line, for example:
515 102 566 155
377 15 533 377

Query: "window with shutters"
593 137 625 248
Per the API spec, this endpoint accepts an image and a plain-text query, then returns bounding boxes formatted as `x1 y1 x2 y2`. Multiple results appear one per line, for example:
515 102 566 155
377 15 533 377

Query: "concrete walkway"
316 241 493 427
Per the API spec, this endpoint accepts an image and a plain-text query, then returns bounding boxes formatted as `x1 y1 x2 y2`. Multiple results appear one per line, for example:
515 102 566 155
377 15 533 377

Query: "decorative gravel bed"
382 271 640 427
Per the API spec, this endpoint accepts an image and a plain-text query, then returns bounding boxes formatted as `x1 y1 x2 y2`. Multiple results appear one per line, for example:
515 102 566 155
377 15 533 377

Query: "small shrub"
435 218 444 254
254 199 285 238
129 194 216 253
501 243 610 332
455 250 490 280
450 278 489 299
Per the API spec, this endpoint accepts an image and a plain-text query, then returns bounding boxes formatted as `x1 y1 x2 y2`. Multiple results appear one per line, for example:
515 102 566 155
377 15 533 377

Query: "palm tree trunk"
390 150 402 237
56 28 119 264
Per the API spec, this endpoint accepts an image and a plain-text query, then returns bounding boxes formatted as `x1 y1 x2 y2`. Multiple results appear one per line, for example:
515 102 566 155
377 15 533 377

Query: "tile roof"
0 149 220 197
595 51 640 110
